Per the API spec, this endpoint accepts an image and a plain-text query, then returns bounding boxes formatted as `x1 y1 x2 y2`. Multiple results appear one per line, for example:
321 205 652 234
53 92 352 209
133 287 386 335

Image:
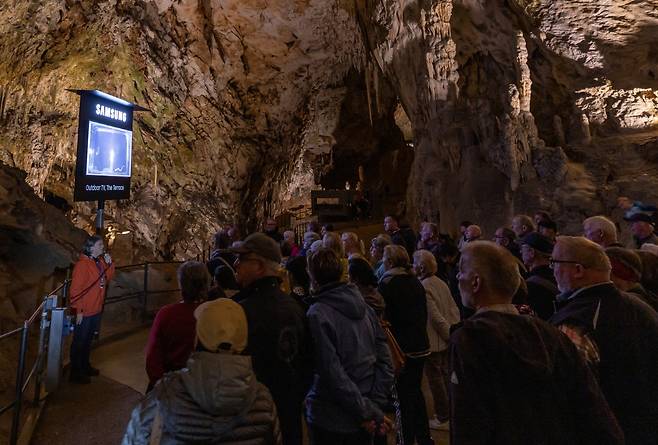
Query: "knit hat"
229 232 282 263
194 298 248 353
605 247 642 282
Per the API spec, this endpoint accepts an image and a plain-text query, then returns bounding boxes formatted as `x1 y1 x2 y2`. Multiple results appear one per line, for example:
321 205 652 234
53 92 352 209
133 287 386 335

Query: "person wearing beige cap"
122 298 281 445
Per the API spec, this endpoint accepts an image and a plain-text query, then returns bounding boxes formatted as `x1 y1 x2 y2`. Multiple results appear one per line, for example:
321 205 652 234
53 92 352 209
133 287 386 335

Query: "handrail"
0 259 185 445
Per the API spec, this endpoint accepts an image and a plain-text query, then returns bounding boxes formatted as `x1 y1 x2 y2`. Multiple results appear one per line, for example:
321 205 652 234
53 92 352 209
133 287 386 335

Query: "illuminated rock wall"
1 0 657 258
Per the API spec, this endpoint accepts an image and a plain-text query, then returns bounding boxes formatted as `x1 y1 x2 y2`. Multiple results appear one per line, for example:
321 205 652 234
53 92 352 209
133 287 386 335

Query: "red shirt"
145 301 199 386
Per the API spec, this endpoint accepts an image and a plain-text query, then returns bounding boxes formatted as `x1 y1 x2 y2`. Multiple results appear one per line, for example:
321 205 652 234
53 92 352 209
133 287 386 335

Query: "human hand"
76 313 83 325
103 253 112 265
376 416 394 435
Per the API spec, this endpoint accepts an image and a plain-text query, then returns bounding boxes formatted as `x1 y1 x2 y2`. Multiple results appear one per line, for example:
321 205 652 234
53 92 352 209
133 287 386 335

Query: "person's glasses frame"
549 258 582 269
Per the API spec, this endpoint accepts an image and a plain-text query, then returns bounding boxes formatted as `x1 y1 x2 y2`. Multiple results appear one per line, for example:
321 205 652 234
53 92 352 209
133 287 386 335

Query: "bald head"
459 241 521 309
512 215 535 237
583 216 618 247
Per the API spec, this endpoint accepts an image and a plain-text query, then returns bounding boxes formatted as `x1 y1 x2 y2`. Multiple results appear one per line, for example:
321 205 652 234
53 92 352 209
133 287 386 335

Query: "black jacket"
551 283 658 444
391 226 416 258
378 268 429 355
450 309 623 445
234 277 311 409
525 265 558 320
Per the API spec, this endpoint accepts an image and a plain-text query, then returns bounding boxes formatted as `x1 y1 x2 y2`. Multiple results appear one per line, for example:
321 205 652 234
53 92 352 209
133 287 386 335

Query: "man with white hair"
550 236 658 444
463 225 482 243
582 215 619 248
450 241 623 444
511 214 535 239
231 233 310 445
413 250 459 431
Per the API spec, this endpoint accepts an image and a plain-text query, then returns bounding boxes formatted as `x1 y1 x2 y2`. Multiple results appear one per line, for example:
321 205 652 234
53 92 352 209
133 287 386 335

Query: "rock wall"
0 163 86 327
358 0 658 235
1 0 657 257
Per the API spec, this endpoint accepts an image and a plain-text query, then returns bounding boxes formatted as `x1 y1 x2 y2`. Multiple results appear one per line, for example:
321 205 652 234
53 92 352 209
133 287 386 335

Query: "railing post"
10 323 29 445
33 296 50 405
142 263 149 322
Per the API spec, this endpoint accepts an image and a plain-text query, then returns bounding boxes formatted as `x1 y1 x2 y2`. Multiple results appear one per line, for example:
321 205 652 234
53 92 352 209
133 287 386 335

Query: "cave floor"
31 328 449 444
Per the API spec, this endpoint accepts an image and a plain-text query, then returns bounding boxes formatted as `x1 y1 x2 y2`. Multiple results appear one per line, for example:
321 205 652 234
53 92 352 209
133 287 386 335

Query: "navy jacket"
551 283 658 444
305 283 393 433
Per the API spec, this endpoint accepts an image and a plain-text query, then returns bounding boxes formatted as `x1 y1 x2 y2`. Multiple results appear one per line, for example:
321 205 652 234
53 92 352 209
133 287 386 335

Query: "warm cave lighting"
120 230 131 235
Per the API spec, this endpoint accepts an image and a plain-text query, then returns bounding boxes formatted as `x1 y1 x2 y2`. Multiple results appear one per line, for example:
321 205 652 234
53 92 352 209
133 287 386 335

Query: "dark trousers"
398 356 434 445
272 391 303 445
309 425 372 445
70 313 101 376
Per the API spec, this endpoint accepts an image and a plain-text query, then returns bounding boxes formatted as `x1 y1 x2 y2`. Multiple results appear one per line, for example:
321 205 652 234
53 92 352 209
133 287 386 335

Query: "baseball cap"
194 298 248 353
520 232 554 254
229 232 282 263
624 212 654 224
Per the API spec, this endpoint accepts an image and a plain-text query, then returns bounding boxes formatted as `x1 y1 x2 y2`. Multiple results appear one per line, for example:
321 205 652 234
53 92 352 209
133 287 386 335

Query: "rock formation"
1 0 657 257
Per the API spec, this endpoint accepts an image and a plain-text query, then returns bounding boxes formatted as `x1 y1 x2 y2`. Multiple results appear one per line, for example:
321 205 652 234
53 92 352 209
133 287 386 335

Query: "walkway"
31 329 149 444
32 327 449 444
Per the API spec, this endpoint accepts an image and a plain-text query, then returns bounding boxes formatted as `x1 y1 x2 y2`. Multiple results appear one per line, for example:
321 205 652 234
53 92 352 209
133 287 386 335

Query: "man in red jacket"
69 235 115 384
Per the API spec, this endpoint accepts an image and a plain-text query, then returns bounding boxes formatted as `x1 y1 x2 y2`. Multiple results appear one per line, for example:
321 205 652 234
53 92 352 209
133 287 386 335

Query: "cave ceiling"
1 0 657 260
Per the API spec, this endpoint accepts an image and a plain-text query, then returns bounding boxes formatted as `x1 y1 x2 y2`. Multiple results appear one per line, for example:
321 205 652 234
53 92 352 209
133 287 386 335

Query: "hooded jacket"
450 308 623 445
122 352 281 445
69 254 115 317
305 283 393 433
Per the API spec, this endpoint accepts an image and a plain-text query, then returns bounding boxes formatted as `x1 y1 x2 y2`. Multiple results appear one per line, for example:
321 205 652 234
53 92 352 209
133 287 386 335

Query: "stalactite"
365 62 373 126
374 63 382 117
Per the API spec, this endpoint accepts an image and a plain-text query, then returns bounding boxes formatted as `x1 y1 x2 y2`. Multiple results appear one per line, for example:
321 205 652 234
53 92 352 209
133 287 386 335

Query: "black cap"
520 232 554 254
624 212 654 224
229 233 282 263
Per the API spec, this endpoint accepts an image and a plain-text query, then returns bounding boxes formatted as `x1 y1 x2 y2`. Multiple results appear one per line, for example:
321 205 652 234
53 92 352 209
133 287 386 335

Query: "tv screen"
85 121 132 177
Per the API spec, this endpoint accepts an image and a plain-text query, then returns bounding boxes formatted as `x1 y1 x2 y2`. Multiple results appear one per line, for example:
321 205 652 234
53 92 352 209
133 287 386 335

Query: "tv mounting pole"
96 199 105 235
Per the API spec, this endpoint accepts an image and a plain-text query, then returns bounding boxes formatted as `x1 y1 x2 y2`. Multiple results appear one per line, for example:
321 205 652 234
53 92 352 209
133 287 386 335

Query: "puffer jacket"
305 282 393 433
121 352 281 445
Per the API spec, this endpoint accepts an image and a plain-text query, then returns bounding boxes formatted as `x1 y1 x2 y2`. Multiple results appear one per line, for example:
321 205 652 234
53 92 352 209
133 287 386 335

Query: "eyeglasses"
234 255 261 266
549 258 581 268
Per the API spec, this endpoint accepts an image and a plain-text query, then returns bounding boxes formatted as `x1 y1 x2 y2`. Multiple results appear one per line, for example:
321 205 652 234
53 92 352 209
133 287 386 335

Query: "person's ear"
472 275 481 293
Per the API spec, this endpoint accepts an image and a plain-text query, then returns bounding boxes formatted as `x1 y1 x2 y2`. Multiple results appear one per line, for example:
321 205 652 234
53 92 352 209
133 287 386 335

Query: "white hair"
413 249 438 275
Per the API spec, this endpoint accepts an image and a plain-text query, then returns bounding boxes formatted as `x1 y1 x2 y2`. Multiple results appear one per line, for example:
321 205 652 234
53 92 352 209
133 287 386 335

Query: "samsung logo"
95 104 127 122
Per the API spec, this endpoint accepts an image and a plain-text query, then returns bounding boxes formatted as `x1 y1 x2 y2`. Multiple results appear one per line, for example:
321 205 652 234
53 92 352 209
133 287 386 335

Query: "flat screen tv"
85 121 132 177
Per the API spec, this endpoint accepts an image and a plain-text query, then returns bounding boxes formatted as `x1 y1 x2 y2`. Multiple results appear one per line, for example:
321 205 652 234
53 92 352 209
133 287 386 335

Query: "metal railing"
104 261 183 323
0 259 185 444
0 280 70 445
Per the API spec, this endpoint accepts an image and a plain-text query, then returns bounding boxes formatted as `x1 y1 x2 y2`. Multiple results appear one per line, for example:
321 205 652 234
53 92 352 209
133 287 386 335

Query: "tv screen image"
86 121 132 177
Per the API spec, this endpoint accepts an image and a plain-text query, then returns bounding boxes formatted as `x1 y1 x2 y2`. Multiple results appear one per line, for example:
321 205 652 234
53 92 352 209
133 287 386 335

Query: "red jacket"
69 254 115 317
145 301 199 386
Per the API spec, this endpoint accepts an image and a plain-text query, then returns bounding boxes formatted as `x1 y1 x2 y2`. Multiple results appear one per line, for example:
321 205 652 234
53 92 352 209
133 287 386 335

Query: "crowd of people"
101 204 658 444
